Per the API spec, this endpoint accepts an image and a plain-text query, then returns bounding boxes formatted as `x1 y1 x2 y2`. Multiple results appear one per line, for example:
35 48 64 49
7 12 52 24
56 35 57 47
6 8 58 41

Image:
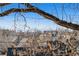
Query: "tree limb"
0 8 35 16
0 3 11 6
0 3 79 30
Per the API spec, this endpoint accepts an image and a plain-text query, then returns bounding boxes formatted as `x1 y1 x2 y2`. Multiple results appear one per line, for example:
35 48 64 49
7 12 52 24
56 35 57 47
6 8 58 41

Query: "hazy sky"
0 3 79 31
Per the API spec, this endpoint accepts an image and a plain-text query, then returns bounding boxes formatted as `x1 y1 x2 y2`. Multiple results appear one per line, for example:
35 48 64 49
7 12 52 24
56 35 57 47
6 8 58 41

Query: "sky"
0 3 79 31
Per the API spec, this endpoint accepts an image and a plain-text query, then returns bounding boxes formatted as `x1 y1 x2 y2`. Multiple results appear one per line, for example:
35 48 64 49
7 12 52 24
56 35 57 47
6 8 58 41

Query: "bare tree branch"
0 8 35 16
22 3 79 30
0 3 11 6
0 3 79 30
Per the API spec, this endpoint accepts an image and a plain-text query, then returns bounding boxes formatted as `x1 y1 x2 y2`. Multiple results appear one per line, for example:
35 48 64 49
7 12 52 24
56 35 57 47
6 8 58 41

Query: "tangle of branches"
0 3 79 30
